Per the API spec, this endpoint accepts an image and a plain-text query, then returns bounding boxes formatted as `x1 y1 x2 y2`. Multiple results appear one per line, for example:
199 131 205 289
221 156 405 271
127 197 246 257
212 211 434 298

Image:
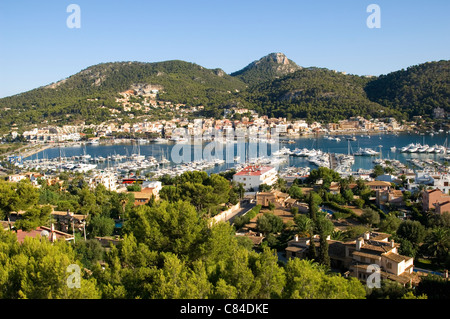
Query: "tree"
422 227 450 266
307 167 340 190
306 192 322 260
152 253 211 299
397 220 426 246
0 181 37 229
342 189 354 204
294 214 313 237
360 208 380 227
372 165 384 178
256 213 284 235
283 258 365 299
379 214 401 234
274 177 287 192
126 184 142 192
252 247 286 298
77 186 99 215
0 230 100 299
288 185 303 200
88 215 115 238
415 274 450 299
14 205 52 231
125 201 207 259
259 183 272 192
315 214 334 268
218 247 259 299
75 239 105 269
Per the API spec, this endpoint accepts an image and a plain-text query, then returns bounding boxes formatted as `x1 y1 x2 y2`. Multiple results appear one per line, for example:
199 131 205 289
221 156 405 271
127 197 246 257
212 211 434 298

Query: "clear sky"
0 0 449 98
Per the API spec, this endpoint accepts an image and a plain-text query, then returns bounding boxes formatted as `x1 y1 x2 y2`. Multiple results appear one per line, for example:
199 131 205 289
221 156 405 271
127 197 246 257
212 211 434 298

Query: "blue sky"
0 0 449 98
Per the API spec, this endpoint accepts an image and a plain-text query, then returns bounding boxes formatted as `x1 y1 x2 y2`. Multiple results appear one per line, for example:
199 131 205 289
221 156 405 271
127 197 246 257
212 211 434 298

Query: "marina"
16 132 450 180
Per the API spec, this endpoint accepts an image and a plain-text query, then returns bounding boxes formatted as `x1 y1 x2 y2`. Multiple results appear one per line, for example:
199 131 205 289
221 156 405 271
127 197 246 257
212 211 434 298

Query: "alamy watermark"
66 264 81 288
66 4 81 29
366 264 381 289
366 4 381 29
169 127 281 166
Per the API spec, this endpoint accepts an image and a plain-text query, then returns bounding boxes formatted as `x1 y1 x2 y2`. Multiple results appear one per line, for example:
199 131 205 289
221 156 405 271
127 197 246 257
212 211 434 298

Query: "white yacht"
418 145 429 153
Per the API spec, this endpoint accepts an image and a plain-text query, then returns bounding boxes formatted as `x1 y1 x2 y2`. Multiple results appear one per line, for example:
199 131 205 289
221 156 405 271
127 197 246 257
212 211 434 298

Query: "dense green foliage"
0 199 368 299
365 60 450 117
238 67 403 122
0 60 245 131
233 205 262 230
158 171 233 217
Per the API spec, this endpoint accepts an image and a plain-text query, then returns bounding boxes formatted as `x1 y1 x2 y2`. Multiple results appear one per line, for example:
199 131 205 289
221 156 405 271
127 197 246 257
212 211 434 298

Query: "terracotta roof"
382 251 412 263
367 181 392 186
352 264 418 285
235 166 274 176
15 226 74 243
353 250 382 260
369 232 391 242
285 246 304 253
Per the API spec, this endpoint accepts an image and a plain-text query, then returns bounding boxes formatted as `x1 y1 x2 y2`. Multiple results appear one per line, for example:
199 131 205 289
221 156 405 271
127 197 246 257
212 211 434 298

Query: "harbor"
9 132 450 182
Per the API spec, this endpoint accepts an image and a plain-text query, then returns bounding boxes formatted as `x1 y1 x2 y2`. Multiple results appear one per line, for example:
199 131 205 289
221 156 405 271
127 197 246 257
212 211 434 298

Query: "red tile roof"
235 166 274 176
15 226 74 243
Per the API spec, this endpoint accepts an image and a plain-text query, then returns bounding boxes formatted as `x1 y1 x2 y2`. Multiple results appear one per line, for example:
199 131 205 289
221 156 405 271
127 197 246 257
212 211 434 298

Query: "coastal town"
1 103 449 299
0 0 448 303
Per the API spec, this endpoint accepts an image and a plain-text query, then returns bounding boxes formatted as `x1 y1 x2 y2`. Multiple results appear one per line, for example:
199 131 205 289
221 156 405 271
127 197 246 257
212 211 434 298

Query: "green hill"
237 67 404 122
364 60 450 117
0 60 246 129
0 55 448 132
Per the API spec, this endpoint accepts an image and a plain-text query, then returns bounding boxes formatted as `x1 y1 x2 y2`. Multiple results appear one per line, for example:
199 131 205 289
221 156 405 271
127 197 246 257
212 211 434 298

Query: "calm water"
25 132 450 174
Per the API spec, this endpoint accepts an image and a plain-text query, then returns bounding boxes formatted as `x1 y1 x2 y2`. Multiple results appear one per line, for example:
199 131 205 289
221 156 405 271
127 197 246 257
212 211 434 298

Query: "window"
387 262 392 269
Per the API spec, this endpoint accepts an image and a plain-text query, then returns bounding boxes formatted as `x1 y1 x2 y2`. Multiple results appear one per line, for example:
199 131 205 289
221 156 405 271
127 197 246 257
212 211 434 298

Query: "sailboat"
130 140 145 161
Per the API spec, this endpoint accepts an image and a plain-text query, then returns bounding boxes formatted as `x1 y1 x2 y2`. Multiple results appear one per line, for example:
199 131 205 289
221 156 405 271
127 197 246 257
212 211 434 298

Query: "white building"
233 165 277 191
89 173 118 191
143 181 162 193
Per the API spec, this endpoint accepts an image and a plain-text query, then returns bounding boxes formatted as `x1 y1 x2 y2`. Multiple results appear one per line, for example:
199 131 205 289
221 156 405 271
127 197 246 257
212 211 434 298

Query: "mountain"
0 54 448 132
0 60 246 129
230 52 302 84
365 60 450 117
237 67 404 122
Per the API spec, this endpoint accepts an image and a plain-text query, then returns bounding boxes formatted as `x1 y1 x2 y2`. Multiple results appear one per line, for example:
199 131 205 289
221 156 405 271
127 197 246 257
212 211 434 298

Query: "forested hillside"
237 67 405 122
0 54 448 130
365 60 450 117
0 60 246 128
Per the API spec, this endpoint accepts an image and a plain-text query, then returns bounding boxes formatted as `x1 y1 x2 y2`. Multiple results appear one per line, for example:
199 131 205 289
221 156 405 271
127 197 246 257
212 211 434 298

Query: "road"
227 201 255 224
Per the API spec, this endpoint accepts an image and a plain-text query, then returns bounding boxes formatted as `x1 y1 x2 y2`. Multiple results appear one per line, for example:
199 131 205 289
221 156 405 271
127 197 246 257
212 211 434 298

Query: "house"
15 224 74 244
366 181 392 191
349 234 417 286
233 165 277 191
285 231 419 286
8 174 27 183
132 187 160 206
256 190 290 207
435 201 450 215
376 189 404 207
51 210 87 233
235 231 265 248
422 188 450 212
